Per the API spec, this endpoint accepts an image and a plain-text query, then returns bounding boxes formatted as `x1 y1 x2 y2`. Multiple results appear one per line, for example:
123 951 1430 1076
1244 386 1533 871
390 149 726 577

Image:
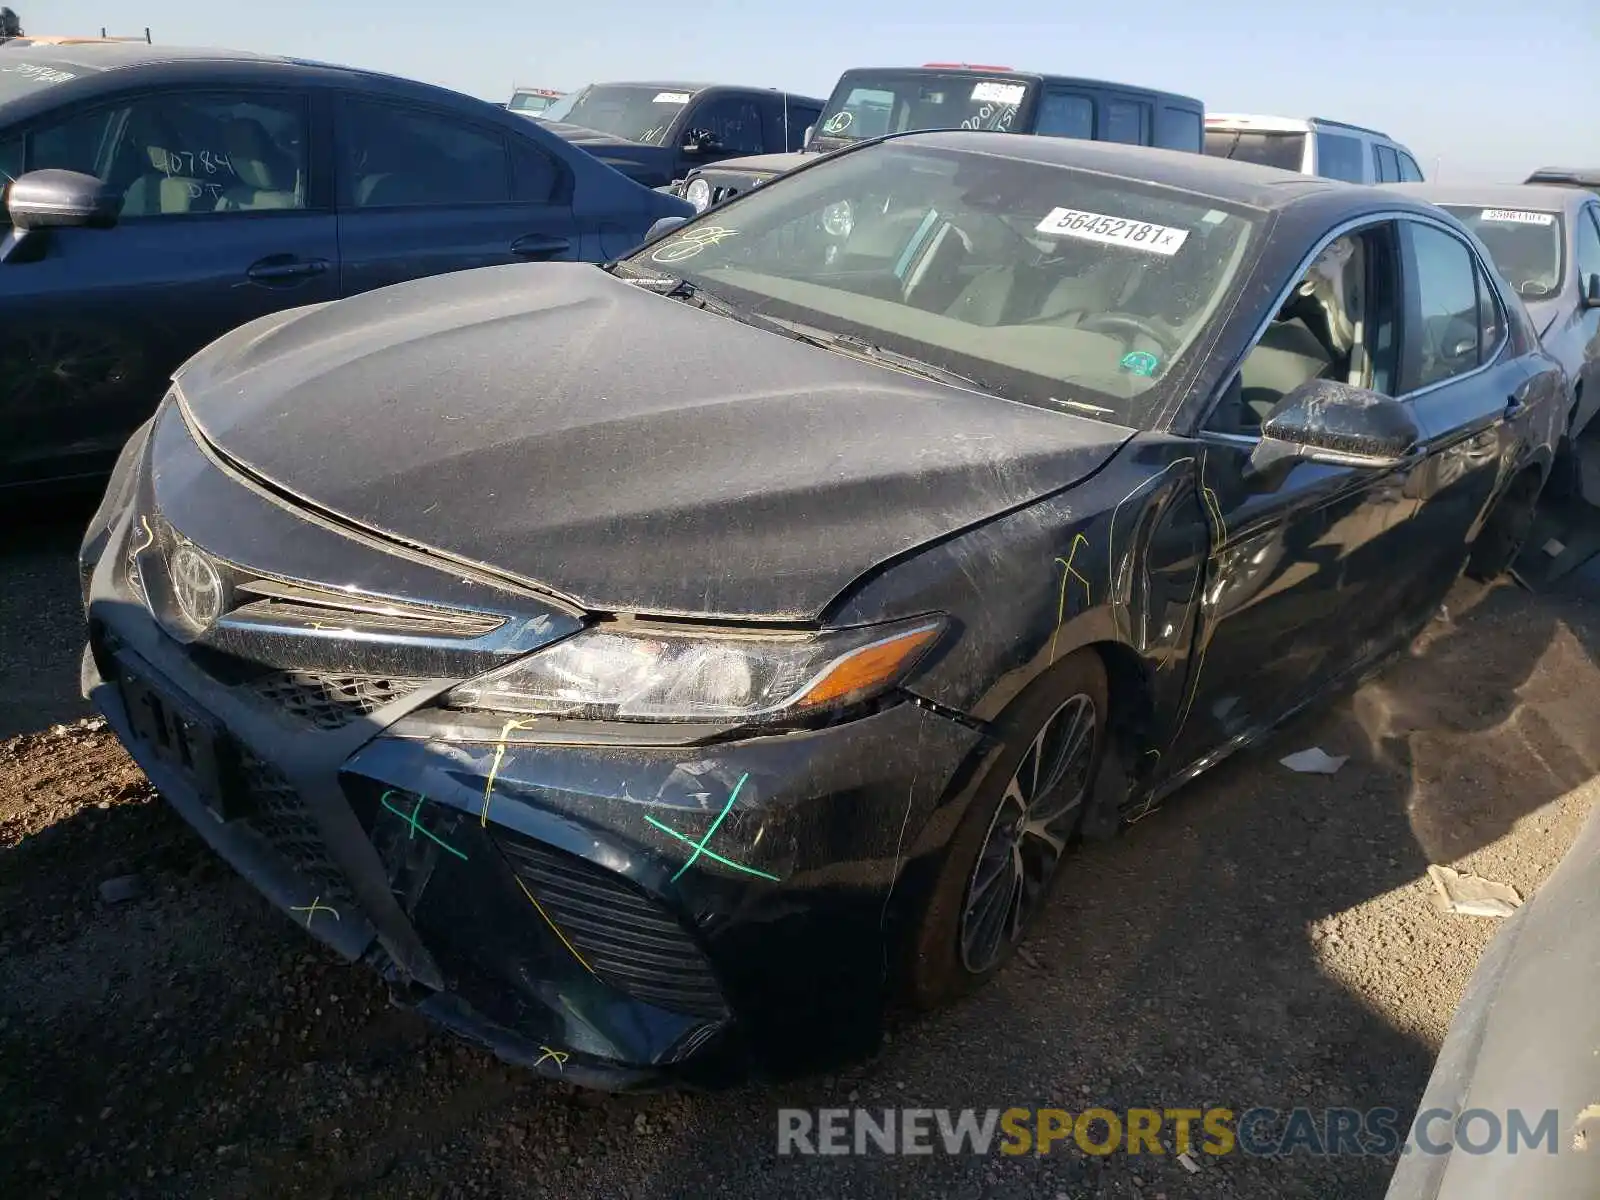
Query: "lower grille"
495 833 726 1019
239 749 358 909
247 670 425 731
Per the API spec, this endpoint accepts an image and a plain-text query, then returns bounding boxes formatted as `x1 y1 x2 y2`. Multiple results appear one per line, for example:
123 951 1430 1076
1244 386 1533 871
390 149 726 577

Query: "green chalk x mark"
380 790 467 862
645 772 781 882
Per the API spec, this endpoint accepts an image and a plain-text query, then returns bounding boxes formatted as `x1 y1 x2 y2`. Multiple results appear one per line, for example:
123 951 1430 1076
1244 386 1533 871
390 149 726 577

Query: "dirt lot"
2 506 1598 1200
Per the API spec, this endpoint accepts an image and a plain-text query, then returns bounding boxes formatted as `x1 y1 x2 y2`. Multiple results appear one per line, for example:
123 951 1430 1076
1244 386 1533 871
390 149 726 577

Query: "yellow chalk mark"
534 1046 569 1071
481 717 539 827
513 874 594 975
288 895 340 929
130 515 156 555
1049 534 1094 663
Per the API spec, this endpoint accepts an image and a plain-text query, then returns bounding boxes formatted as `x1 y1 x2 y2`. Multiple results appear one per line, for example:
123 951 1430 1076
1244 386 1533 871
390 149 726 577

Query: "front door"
1165 219 1426 766
0 87 337 488
333 95 579 299
674 93 766 180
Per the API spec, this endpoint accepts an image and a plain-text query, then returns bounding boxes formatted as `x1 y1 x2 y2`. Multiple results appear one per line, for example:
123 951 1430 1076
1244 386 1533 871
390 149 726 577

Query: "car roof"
1384 182 1591 214
1526 166 1600 188
1206 112 1394 140
889 129 1406 211
835 65 1201 104
586 81 815 97
1 42 278 70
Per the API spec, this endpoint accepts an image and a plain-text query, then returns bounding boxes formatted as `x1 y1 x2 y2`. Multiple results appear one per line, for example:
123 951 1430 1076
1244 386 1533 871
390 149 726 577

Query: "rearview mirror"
645 215 688 242
1246 378 1420 489
1584 272 1600 309
6 168 122 231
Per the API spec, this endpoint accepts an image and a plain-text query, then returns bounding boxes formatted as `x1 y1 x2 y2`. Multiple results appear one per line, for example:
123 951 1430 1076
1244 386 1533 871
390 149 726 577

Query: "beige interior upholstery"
215 118 300 211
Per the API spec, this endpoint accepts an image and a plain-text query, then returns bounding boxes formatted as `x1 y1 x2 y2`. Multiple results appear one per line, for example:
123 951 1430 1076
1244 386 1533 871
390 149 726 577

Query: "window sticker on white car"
1035 207 1190 256
971 82 1026 106
1480 209 1555 226
653 92 692 104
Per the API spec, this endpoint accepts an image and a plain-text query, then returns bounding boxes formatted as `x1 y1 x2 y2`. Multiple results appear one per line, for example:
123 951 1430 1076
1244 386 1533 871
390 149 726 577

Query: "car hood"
174 263 1133 621
697 151 815 178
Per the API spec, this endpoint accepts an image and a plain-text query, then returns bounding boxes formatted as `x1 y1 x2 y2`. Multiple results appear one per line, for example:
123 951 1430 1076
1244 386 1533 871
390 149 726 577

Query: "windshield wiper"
619 271 826 342
809 331 986 392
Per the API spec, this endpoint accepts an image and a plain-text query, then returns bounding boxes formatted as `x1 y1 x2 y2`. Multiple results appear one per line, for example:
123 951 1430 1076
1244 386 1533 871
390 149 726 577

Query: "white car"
1204 114 1424 184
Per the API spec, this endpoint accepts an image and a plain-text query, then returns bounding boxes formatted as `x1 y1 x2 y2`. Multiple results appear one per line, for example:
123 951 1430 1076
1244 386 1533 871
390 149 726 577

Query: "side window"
1401 222 1482 392
1574 206 1600 285
342 100 510 209
1156 107 1202 152
1313 132 1364 182
1101 99 1149 145
1373 144 1399 183
1475 262 1505 364
683 97 763 155
0 135 20 181
1397 152 1425 182
510 137 563 204
1034 91 1093 140
26 92 309 217
787 105 821 150
1208 224 1399 434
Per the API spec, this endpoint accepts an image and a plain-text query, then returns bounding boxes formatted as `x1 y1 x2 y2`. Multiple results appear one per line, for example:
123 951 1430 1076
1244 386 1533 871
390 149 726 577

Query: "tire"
1466 468 1542 582
906 649 1108 1010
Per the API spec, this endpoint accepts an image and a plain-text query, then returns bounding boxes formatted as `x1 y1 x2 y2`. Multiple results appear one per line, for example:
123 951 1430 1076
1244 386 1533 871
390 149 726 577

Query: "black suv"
671 65 1205 212
538 81 823 190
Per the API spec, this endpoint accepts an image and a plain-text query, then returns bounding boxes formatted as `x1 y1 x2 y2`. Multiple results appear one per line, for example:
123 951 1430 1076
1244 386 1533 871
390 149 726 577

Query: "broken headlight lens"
443 616 944 723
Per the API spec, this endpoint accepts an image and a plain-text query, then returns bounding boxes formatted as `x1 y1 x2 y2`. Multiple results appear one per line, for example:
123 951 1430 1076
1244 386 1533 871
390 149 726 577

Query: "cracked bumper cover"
81 503 982 1088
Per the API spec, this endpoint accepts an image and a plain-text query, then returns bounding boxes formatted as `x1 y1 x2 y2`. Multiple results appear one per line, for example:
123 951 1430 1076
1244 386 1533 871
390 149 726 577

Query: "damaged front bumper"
78 407 982 1089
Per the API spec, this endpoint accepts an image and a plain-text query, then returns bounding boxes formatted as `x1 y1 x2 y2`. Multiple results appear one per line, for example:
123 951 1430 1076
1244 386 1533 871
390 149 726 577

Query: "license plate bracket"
117 664 242 822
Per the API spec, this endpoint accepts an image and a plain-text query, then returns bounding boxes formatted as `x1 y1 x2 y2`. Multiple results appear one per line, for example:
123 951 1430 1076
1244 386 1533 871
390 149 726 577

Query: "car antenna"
782 90 790 151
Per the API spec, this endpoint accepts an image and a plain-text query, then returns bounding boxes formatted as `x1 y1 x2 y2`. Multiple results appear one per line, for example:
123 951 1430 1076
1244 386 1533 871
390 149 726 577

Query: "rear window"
1204 129 1305 173
0 55 89 102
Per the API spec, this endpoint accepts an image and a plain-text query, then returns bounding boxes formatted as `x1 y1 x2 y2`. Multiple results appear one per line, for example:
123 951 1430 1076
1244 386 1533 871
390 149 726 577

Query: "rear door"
1397 215 1537 594
333 94 579 298
0 85 337 488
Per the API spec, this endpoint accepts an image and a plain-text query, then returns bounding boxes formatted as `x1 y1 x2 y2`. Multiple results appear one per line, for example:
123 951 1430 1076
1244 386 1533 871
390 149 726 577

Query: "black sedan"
0 42 691 492
78 132 1564 1090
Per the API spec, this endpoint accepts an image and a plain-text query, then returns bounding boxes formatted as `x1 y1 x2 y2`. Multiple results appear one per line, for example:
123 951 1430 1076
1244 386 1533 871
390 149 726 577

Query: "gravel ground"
2 508 1598 1200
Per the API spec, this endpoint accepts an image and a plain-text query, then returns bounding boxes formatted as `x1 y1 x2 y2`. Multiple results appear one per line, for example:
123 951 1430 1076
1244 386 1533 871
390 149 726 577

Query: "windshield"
1440 205 1565 300
1204 129 1305 173
537 84 690 145
810 72 1034 148
624 142 1260 428
508 91 557 114
0 54 89 103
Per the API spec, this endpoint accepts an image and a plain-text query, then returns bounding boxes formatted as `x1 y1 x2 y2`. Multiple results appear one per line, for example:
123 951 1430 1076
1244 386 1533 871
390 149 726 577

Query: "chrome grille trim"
225 579 507 640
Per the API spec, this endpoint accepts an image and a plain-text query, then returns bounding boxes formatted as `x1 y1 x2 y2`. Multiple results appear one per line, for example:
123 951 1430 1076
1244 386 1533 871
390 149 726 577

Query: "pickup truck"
670 64 1205 212
539 81 824 191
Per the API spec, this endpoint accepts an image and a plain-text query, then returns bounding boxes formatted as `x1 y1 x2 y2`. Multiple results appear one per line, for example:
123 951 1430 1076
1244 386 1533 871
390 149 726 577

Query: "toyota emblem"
169 544 224 628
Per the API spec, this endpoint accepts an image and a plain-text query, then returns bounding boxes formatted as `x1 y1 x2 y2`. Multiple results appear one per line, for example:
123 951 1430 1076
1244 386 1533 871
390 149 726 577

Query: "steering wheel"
1075 312 1175 351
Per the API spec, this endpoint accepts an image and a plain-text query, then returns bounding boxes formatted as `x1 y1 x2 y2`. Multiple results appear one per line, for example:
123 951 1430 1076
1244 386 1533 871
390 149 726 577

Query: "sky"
21 0 1600 182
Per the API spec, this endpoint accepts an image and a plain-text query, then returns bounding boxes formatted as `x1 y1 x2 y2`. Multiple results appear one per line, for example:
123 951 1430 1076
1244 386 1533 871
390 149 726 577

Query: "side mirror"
680 129 721 155
1245 378 1420 489
6 168 122 231
645 215 688 242
1584 272 1600 309
803 124 815 144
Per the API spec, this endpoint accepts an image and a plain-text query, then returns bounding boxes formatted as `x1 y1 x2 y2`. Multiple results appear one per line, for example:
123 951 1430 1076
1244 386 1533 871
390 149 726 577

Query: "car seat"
214 118 300 211
119 108 210 216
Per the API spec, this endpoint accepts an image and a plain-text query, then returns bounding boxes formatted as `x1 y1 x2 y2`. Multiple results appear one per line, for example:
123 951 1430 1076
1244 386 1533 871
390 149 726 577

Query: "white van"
1203 114 1425 184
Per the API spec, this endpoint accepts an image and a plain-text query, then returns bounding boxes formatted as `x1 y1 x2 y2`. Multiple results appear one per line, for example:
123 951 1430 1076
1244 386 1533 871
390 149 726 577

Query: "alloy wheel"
958 693 1097 974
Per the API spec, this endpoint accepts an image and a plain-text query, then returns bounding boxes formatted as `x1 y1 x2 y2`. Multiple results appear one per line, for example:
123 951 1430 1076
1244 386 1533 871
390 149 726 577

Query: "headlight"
444 616 943 723
685 177 712 212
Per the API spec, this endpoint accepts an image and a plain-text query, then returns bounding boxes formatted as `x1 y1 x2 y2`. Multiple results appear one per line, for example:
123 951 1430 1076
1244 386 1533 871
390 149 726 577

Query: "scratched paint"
1049 532 1094 663
644 772 782 883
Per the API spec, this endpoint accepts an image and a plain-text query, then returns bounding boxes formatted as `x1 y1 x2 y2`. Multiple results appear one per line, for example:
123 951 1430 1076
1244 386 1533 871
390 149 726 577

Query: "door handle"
246 256 329 284
510 233 571 260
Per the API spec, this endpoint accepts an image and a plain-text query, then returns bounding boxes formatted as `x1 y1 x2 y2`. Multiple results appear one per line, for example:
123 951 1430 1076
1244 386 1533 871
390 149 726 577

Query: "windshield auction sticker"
653 92 692 104
1035 208 1190 256
1479 209 1555 225
971 81 1027 105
